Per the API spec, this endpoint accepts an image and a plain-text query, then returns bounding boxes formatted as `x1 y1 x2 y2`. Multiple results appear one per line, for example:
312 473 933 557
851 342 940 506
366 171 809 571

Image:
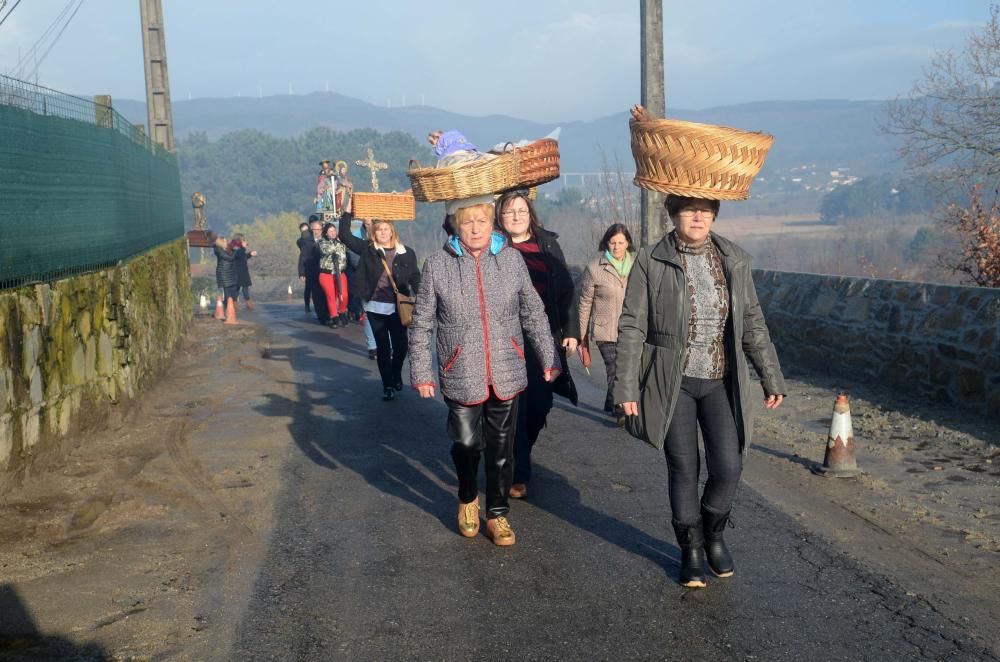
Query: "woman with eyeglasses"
614 141 787 587
495 190 580 500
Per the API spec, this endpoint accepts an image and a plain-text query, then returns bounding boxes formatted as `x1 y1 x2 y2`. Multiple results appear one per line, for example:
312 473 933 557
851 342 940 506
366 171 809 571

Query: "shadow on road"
528 463 680 572
254 311 457 531
0 584 109 661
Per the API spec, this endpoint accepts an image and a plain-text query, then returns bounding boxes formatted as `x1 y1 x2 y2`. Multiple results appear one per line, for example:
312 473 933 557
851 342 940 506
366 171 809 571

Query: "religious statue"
316 159 336 212
333 160 353 214
191 191 207 229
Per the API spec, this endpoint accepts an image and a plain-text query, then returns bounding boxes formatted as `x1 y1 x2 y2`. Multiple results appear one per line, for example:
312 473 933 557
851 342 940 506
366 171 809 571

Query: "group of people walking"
407 185 785 587
240 109 786 588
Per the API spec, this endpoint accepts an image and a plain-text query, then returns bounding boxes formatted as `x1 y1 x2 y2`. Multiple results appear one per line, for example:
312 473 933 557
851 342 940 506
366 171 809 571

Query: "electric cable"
0 0 24 29
8 0 81 78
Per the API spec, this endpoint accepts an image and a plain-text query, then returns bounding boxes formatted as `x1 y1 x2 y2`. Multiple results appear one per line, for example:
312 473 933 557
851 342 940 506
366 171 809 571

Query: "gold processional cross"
356 148 388 192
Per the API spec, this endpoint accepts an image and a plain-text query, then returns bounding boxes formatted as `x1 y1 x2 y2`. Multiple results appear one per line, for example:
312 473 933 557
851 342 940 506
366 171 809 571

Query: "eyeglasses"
678 209 715 219
500 210 530 219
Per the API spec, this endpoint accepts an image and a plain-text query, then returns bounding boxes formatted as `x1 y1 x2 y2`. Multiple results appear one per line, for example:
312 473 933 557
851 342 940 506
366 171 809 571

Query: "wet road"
233 303 992 661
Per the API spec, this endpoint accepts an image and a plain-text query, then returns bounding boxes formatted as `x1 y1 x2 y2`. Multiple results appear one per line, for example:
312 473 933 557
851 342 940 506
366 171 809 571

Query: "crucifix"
356 147 388 192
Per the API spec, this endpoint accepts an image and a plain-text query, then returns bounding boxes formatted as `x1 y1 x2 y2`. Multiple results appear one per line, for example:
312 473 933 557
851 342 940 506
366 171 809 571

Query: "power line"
21 0 86 82
0 0 24 29
9 0 83 79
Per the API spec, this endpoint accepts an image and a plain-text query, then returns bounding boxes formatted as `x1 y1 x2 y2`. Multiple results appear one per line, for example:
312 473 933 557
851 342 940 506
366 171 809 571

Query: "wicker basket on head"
407 152 519 203
630 118 774 201
353 191 416 221
506 139 560 188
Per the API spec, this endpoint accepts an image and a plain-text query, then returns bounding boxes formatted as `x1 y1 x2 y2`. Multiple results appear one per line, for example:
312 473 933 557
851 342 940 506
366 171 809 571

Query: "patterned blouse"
675 233 730 379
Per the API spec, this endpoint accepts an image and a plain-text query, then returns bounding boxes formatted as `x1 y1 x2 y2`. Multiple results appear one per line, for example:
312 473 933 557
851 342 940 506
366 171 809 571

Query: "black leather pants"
446 390 518 519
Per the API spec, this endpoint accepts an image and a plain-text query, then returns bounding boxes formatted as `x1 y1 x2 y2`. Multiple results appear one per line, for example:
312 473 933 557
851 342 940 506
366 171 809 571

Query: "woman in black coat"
495 190 580 499
339 206 420 401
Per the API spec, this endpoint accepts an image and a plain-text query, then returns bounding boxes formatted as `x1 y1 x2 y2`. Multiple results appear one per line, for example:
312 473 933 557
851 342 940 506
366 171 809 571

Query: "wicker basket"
353 191 416 221
508 139 560 188
630 119 773 200
407 152 519 203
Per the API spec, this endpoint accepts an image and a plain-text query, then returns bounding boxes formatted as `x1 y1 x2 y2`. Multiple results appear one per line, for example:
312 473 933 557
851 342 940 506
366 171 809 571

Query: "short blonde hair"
452 203 495 227
370 219 399 247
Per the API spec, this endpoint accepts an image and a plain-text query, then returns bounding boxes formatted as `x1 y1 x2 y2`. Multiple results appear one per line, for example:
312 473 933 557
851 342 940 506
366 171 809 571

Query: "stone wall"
753 270 1000 417
0 239 191 473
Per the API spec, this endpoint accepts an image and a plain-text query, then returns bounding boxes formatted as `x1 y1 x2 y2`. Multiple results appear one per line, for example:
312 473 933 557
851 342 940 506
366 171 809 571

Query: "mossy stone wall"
0 239 191 472
753 270 1000 418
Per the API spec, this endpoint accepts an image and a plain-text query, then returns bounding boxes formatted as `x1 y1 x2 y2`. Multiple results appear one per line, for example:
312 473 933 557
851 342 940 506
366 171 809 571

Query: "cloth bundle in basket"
408 152 519 203
408 139 560 203
630 118 773 200
352 191 416 221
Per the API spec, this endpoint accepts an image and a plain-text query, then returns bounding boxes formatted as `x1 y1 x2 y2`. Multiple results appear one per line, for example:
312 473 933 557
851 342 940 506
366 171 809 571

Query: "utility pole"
640 0 665 246
139 0 175 152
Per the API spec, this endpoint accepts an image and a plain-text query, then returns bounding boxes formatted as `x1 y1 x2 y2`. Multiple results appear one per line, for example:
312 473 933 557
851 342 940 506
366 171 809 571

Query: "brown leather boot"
485 516 516 546
508 483 527 499
457 497 480 538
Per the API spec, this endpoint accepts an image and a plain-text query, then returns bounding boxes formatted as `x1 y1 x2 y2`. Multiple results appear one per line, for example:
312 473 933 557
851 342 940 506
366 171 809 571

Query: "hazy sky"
0 0 990 122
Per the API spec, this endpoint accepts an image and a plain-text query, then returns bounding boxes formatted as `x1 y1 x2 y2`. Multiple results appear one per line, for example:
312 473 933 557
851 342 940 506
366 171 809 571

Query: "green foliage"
230 211 307 281
177 127 433 229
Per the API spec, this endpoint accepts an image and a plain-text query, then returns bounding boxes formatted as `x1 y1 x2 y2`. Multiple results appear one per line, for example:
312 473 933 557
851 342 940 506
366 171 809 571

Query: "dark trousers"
663 376 742 526
447 390 518 519
597 341 617 413
306 272 328 321
303 277 313 311
222 285 240 305
367 310 407 388
512 351 554 485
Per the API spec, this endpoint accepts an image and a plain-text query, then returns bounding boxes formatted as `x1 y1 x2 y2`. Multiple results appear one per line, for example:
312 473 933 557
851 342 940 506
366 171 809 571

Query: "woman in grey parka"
409 199 558 547
614 193 786 588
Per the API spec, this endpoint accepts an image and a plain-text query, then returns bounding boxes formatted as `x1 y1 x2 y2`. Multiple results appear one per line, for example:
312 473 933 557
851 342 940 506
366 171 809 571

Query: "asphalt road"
232 303 993 661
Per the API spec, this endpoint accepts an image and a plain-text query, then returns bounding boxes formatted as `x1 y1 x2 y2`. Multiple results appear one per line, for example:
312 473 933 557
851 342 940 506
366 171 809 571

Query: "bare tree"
590 148 640 249
884 5 1000 182
885 6 1000 285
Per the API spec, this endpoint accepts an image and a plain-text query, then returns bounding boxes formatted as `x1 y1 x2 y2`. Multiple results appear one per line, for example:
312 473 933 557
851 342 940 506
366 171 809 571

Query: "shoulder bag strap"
379 255 401 295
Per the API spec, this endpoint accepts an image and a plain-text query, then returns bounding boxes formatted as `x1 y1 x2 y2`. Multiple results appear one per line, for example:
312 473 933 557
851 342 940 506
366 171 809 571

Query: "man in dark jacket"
298 216 329 323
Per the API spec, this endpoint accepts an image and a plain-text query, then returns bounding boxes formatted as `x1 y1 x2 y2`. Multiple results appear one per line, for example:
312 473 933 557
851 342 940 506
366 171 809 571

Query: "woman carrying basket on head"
408 194 559 547
616 105 786 588
339 202 420 401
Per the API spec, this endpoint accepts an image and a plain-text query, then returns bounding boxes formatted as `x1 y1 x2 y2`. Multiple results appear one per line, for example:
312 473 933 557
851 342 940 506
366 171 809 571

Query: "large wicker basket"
630 118 773 200
508 139 560 188
408 152 519 202
353 191 416 221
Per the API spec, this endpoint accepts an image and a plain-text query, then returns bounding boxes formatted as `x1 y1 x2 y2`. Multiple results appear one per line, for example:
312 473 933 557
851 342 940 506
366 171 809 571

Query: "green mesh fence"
0 74 184 290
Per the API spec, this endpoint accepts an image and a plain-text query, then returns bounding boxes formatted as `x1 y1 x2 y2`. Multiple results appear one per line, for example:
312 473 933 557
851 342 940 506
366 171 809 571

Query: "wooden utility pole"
139 0 175 152
640 0 665 246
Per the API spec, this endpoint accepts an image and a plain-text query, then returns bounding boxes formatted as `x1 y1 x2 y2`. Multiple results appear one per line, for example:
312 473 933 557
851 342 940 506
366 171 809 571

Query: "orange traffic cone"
213 295 226 320
812 393 863 478
223 297 239 325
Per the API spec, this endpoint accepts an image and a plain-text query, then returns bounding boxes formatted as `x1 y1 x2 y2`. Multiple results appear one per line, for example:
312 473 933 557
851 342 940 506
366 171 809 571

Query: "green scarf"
604 250 634 278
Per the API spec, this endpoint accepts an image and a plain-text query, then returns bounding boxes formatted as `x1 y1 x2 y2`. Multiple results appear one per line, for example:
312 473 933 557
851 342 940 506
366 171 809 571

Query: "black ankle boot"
702 507 735 577
673 521 706 588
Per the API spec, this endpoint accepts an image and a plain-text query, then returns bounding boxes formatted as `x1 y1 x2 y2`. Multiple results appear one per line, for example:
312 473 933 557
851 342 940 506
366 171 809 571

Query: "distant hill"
113 93 903 182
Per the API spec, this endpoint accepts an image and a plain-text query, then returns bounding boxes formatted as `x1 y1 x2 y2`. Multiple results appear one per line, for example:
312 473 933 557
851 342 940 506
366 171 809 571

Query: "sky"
0 0 991 123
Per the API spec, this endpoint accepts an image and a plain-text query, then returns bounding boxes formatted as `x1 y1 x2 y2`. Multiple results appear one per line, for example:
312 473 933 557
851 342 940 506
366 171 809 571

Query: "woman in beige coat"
578 223 635 422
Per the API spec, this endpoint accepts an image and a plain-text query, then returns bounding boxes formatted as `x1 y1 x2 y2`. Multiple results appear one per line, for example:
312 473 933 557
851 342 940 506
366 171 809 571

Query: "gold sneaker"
458 498 480 538
486 516 516 546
